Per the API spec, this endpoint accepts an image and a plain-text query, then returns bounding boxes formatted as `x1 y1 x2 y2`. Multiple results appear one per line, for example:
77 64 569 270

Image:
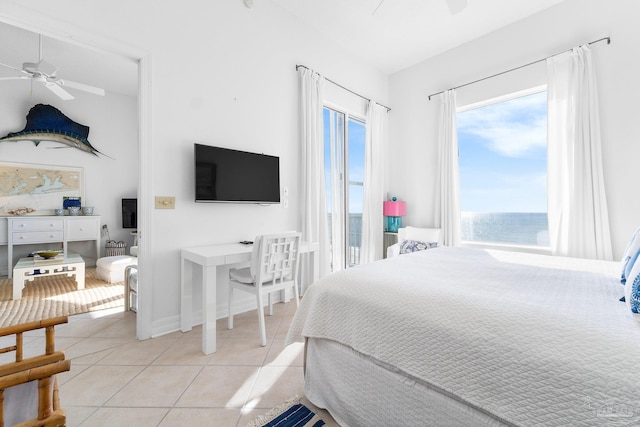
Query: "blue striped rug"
247 396 325 427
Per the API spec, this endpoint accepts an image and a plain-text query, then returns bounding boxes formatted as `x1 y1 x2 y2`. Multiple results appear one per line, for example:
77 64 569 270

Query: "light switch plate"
155 196 175 209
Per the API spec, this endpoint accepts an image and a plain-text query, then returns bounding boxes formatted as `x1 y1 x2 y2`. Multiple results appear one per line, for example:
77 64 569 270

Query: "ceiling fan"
0 34 105 100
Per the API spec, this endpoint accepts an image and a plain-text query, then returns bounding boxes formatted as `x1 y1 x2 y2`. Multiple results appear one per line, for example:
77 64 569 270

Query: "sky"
457 91 547 213
324 108 365 215
323 91 547 217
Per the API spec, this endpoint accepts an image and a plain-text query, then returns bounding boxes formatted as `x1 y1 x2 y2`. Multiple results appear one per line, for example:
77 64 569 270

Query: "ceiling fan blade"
446 0 468 14
59 79 106 96
0 61 28 74
0 76 30 81
45 82 75 100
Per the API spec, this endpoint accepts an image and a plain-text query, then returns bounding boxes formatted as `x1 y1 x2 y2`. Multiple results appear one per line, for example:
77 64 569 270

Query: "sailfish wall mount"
0 103 109 157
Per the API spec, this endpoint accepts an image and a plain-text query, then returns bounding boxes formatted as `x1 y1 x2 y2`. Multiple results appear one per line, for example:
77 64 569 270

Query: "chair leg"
228 285 234 330
268 292 273 316
256 292 267 346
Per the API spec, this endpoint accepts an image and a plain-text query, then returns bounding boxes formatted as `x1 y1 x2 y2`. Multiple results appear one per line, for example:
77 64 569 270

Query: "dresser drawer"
11 218 64 231
12 230 64 244
67 219 99 240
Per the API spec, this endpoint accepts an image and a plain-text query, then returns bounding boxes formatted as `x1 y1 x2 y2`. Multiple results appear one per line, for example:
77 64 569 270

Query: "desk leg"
181 257 193 333
202 265 217 355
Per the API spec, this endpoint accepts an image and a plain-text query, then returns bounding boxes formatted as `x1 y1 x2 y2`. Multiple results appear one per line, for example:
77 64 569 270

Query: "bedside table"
383 232 398 258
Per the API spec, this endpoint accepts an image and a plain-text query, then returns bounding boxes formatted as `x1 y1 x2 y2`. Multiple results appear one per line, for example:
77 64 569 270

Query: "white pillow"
621 226 640 284
625 257 640 321
398 227 442 245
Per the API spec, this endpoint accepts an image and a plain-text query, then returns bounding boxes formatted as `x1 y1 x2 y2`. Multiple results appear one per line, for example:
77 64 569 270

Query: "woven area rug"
0 268 124 327
247 396 325 427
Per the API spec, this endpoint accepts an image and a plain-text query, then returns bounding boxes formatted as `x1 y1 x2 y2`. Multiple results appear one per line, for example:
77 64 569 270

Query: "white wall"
0 71 138 273
0 1 389 335
389 0 640 259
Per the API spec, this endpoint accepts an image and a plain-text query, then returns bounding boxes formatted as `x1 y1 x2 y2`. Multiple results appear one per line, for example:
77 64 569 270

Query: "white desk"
181 241 319 354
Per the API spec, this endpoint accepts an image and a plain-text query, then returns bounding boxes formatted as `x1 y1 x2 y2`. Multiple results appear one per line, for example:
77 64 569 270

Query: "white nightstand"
383 232 398 258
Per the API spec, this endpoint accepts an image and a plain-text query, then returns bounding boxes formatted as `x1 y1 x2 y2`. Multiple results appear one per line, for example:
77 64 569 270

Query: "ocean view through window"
457 88 549 247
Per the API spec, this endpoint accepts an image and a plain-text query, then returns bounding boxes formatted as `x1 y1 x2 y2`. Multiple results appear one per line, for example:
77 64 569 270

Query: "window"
457 88 549 247
324 106 366 270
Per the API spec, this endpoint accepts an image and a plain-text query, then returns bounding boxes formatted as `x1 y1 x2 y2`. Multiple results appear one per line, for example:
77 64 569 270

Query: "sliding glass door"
324 106 366 271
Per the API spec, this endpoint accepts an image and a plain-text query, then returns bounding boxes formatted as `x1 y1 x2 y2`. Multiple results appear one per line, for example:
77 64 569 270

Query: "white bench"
96 255 137 283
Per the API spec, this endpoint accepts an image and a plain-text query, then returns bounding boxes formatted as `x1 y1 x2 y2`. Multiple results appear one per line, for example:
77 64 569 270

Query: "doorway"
0 17 151 339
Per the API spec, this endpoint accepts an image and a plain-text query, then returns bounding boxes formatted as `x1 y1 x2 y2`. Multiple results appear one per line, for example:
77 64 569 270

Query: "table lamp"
383 197 406 232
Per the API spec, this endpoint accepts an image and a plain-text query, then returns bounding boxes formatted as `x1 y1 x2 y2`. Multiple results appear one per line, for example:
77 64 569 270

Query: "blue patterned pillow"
625 259 640 321
399 240 438 254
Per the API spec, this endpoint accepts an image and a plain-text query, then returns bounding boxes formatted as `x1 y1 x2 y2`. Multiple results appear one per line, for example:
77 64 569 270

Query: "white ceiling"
270 0 568 74
0 0 567 100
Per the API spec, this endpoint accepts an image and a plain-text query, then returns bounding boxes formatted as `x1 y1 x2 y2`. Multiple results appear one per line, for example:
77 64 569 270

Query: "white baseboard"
150 292 286 339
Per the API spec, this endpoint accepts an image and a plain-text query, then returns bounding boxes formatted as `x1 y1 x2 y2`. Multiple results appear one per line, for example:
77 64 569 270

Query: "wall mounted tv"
194 143 280 204
122 198 137 229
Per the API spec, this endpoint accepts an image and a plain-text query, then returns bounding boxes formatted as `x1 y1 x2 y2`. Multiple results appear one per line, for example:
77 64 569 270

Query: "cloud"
457 92 547 158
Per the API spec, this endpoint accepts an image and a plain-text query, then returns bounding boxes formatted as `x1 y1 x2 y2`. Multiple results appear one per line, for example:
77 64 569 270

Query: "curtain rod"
427 36 611 101
296 64 391 112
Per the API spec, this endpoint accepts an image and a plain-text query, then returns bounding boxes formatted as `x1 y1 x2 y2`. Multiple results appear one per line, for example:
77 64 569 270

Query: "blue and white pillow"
625 257 640 321
621 226 640 285
399 240 438 254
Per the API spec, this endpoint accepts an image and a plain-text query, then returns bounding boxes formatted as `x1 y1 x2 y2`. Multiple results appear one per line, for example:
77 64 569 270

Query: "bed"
285 245 640 426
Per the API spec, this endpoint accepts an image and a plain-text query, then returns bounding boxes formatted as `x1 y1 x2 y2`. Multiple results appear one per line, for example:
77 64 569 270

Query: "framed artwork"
0 161 84 215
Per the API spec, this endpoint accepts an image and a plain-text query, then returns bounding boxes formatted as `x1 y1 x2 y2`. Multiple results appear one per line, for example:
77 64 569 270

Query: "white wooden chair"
228 232 302 346
0 316 70 427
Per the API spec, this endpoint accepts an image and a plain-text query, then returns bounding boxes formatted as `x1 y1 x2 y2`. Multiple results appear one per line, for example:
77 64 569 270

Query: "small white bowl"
82 206 94 216
68 206 81 216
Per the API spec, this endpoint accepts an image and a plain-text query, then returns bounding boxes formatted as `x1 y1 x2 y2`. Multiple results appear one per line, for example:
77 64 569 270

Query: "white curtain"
360 102 387 263
435 90 462 247
547 45 613 260
298 67 331 289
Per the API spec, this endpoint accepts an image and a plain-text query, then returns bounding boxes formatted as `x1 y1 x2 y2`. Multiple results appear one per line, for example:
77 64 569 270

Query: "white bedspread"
286 247 640 426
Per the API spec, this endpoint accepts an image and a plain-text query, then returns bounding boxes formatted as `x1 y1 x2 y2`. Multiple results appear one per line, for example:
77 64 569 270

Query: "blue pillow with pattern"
625 258 640 321
399 240 438 254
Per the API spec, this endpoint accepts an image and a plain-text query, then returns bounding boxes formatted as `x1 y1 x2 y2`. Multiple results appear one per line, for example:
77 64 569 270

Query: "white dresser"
5 216 101 278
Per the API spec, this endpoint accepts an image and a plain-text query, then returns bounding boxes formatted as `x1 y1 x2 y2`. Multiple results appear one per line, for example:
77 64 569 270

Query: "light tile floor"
3 302 339 426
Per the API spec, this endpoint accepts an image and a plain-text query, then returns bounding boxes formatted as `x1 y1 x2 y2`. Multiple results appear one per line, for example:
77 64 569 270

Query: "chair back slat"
255 232 301 287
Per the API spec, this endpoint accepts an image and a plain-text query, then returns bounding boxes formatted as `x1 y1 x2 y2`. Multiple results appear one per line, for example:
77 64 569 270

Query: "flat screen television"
122 198 137 229
194 143 280 204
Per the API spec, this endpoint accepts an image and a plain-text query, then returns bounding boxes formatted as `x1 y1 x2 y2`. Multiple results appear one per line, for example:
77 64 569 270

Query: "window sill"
461 241 552 256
